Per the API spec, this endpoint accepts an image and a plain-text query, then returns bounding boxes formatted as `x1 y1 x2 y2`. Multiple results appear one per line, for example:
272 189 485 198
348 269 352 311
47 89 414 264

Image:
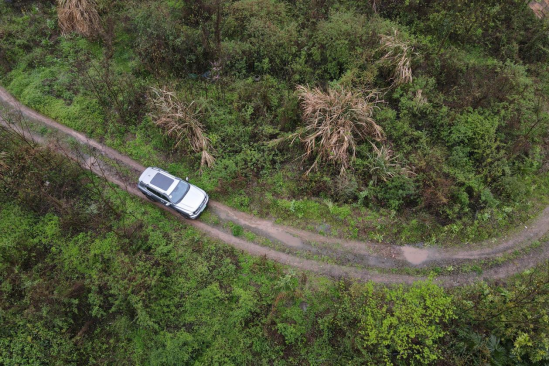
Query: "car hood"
175 184 206 212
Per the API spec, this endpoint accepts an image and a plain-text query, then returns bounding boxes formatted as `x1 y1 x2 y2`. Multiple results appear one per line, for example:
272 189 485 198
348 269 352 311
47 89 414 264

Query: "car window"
148 187 162 198
168 181 190 203
150 172 174 191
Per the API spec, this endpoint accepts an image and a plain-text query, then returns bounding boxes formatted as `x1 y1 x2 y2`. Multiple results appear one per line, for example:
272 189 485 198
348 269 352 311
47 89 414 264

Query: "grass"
6 118 538 279
1 2 548 365
234 170 548 246
387 235 549 278
57 0 101 38
378 29 413 87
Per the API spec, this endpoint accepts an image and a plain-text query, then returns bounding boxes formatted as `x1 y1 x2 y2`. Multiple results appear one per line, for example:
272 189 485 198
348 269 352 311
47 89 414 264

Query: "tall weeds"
57 0 101 38
294 85 384 175
148 87 215 169
379 29 413 87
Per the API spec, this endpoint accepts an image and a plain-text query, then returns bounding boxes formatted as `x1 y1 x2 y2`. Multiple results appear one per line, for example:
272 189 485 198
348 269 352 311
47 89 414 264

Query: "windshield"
168 181 190 204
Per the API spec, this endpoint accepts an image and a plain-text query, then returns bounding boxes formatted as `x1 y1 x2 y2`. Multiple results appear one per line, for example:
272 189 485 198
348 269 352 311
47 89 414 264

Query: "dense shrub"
310 9 369 80
223 0 298 77
380 0 549 64
447 265 549 365
0 2 58 73
129 3 206 76
0 112 548 365
0 0 547 222
334 281 456 365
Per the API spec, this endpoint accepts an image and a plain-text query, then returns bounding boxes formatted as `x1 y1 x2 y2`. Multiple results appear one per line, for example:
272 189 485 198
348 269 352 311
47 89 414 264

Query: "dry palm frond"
368 143 415 185
57 0 101 38
148 87 215 169
295 85 384 176
378 29 413 87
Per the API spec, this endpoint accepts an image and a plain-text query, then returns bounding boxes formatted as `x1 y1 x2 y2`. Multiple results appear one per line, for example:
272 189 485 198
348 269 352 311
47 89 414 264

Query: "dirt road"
1 86 548 286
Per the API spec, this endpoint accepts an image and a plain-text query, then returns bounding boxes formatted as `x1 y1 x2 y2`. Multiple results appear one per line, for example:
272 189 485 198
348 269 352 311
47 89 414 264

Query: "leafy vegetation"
0 129 547 365
148 86 215 169
0 1 548 364
0 0 547 244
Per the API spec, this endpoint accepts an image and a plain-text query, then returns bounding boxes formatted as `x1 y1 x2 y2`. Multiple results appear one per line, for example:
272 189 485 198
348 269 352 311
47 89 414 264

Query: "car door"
146 186 166 203
139 183 156 200
158 192 171 205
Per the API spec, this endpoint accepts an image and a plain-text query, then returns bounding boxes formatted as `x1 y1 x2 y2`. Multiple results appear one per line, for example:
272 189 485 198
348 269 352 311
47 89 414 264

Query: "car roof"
139 167 179 193
151 172 174 191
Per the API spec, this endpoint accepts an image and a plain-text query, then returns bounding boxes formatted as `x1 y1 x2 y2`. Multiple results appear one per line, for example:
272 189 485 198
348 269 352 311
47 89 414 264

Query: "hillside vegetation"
0 0 548 244
0 0 549 365
0 118 548 365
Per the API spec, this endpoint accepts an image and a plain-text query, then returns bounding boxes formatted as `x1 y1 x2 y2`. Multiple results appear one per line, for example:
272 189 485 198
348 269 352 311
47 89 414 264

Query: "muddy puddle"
401 246 432 265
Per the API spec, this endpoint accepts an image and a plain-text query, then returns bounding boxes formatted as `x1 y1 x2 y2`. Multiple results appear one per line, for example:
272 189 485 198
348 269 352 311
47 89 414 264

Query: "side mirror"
185 177 189 182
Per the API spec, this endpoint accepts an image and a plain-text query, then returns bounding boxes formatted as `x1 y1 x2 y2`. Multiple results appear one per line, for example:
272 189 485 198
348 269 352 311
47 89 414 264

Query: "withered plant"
293 85 384 175
367 143 414 185
148 87 215 169
57 0 101 38
378 29 413 87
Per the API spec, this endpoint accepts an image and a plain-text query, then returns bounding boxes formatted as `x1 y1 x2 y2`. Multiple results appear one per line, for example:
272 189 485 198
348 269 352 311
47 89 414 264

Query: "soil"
1 86 548 286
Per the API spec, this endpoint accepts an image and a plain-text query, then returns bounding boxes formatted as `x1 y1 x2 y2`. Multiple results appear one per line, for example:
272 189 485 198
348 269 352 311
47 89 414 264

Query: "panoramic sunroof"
150 173 174 191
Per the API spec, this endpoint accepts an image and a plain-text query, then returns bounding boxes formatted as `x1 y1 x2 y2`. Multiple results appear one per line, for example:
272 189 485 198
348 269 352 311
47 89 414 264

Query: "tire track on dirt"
1 86 548 285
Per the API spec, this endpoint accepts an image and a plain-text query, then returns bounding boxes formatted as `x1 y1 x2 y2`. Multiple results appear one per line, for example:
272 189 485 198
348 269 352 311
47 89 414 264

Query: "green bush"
224 0 298 77
310 9 369 81
335 281 455 365
449 266 549 365
129 2 206 76
373 174 418 211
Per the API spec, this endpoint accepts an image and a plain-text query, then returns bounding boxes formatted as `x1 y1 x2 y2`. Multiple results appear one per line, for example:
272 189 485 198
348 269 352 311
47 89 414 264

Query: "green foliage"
224 0 298 77
0 0 547 294
384 0 549 64
448 266 549 365
1 0 547 232
128 2 206 76
310 9 369 80
229 222 244 236
373 174 418 211
335 281 455 365
0 136 548 365
0 1 548 366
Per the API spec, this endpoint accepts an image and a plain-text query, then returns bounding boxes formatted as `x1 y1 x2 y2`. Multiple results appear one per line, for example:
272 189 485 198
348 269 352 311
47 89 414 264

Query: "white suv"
137 167 209 219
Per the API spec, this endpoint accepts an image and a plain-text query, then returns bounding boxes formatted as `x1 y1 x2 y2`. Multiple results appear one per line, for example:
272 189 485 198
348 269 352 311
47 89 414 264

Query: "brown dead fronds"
148 87 215 169
57 0 101 38
378 29 413 87
294 85 384 175
368 143 414 185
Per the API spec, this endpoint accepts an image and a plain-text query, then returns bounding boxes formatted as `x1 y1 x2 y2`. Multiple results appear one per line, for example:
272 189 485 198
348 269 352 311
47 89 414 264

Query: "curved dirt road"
1 86 548 286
